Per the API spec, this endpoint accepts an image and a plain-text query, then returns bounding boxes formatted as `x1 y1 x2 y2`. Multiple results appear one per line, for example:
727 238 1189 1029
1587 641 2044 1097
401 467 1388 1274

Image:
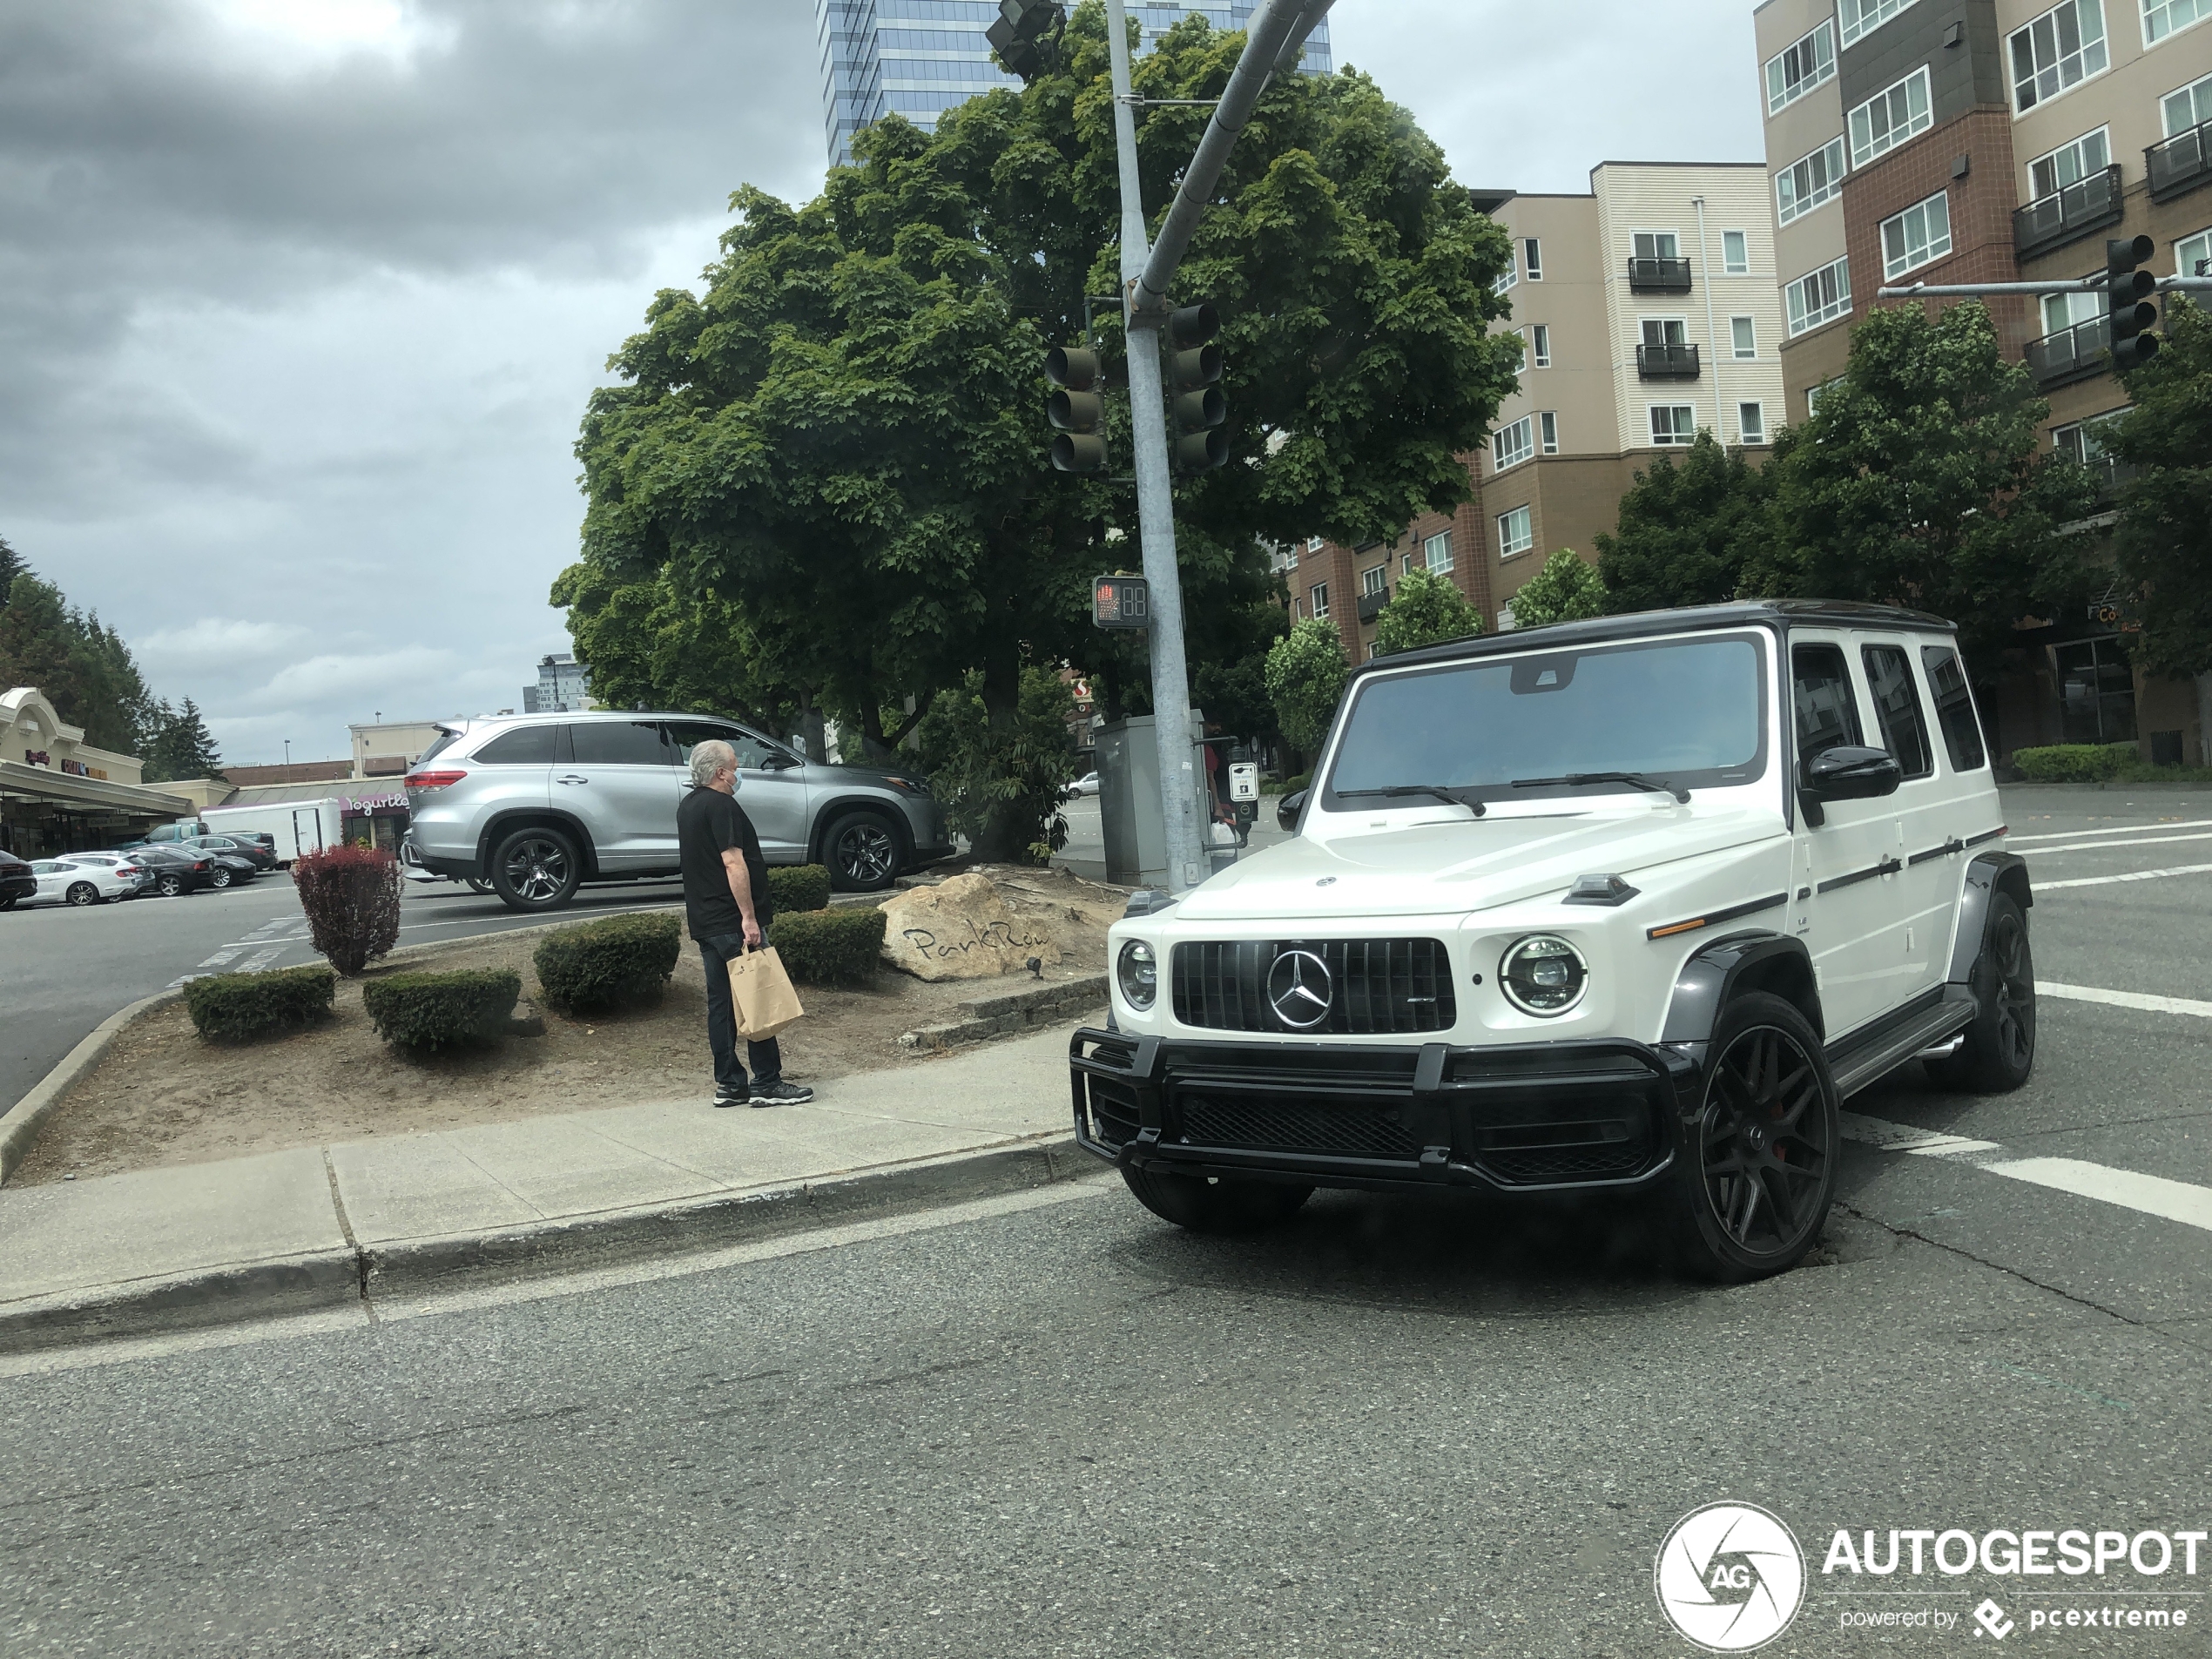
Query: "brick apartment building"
1284 161 1786 658
1755 0 2212 759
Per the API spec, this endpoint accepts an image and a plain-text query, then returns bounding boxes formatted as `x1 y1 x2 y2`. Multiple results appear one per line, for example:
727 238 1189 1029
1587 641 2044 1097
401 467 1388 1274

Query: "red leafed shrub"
292 845 402 975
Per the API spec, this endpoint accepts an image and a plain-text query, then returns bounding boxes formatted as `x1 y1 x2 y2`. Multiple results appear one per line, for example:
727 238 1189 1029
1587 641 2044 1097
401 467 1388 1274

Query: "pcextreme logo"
1655 1501 1807 1652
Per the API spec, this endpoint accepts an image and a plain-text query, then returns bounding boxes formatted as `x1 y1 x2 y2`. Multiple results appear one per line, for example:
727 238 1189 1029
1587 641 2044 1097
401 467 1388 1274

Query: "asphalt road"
4 786 2212 1654
0 872 685 1117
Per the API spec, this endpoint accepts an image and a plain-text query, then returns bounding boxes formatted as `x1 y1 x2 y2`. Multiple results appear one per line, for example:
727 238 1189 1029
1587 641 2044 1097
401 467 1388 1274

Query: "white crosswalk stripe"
2039 981 2212 1018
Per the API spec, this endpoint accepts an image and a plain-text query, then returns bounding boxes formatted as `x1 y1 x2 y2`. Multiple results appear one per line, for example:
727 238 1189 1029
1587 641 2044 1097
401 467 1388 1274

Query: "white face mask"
725 767 742 795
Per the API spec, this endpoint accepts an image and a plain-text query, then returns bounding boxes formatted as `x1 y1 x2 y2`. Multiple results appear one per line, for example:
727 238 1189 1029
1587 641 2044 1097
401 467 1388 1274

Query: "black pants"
698 930 781 1092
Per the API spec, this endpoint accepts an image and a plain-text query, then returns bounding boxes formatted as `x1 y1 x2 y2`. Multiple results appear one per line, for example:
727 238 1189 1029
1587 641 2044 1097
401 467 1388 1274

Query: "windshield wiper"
1510 771 1689 804
1335 785 1487 818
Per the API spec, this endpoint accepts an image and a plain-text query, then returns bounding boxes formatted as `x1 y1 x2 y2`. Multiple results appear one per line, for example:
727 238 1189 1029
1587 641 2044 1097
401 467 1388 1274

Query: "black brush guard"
1069 1028 1701 1196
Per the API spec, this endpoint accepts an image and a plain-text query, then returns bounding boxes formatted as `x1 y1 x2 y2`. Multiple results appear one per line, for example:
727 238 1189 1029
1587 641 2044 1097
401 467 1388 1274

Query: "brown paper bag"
728 944 805 1039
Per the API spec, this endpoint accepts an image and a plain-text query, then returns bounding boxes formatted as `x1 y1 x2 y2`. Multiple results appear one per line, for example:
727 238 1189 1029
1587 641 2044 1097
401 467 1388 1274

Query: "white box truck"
202 799 345 867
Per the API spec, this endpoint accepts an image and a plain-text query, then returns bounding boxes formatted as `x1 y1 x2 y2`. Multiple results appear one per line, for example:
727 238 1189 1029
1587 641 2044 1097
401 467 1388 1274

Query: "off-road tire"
1927 891 2034 1094
1121 1167 1313 1234
824 810 901 893
489 826 583 913
1663 991 1839 1284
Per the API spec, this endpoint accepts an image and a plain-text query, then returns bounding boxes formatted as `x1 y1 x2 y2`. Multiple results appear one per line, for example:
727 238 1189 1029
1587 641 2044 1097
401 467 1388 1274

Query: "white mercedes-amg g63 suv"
1071 602 2033 1281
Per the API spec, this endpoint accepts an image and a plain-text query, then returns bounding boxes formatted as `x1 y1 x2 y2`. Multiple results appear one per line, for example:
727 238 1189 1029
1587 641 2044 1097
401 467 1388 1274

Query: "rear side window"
1862 645 1933 779
566 720 671 765
473 725 557 765
1791 644 1863 763
1919 645 1986 772
416 731 460 765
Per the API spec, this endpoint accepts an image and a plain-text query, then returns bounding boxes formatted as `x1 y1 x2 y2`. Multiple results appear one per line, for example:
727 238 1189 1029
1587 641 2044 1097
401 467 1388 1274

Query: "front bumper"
1069 1028 1701 1196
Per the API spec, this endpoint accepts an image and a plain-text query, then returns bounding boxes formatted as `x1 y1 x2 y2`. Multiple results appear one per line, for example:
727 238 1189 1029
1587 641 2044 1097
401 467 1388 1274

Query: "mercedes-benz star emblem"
1267 949 1334 1029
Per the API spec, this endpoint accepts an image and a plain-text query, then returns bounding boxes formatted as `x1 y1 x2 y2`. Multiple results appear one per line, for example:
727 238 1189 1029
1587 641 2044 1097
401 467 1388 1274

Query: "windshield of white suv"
1321 631 1770 809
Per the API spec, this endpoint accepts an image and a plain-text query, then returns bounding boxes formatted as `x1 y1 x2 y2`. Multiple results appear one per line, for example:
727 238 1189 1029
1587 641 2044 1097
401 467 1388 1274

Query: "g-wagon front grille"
1175 1093 1422 1159
1170 939 1457 1035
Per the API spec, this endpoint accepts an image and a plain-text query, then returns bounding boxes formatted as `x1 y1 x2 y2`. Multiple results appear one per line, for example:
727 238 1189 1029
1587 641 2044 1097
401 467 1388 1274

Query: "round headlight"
1116 940 1158 1010
1500 934 1588 1017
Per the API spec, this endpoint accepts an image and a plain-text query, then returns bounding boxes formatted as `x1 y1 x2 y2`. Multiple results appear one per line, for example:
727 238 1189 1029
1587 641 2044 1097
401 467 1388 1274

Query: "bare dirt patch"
13 867 1119 1187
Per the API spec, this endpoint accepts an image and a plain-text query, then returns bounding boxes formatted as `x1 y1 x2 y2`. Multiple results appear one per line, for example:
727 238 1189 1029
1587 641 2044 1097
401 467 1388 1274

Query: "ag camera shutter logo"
1655 1501 1806 1651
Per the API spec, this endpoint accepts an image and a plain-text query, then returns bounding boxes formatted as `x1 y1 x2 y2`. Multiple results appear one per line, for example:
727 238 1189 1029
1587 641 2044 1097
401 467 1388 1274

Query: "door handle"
556 774 588 785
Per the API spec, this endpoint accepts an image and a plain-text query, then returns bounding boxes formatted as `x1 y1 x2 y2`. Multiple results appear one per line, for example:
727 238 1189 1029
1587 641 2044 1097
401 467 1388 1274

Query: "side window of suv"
1791 643 1863 764
1919 645 1986 773
473 725 557 765
665 720 749 769
566 720 672 766
1862 645 1933 779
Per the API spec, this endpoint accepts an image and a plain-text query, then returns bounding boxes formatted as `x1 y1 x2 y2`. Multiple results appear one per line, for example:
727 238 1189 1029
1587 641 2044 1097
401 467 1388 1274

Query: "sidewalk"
0 1019 1099 1352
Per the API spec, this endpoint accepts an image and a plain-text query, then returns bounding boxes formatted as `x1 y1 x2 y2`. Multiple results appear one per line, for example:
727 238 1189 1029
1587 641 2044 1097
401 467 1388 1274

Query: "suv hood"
1176 807 1784 921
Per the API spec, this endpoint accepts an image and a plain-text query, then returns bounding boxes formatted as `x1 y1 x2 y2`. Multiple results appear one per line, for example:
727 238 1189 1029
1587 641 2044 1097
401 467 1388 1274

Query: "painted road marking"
195 948 246 969
1844 1112 2212 1236
2008 819 2212 845
2020 831 2212 856
2034 861 2212 892
236 947 286 973
2039 981 2212 1019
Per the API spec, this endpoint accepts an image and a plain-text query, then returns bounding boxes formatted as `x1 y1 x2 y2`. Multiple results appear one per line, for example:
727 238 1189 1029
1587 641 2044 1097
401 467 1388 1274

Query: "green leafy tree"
915 663 1080 860
1372 565 1483 655
560 2 1519 857
1507 550 1607 629
1264 616 1349 765
142 698 222 782
1747 302 2099 674
1595 433 1774 614
2107 299 2212 679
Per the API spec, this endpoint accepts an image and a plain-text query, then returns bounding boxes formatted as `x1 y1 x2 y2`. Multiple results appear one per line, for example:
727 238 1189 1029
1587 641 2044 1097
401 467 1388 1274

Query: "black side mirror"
1278 788 1308 832
1803 745 1902 803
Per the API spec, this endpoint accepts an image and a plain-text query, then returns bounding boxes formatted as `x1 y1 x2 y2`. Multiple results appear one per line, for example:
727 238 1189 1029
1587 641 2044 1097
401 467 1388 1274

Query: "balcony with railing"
1356 586 1391 624
1635 342 1702 381
2025 315 2109 389
2148 120 2212 205
2014 164 2124 261
1626 256 1692 293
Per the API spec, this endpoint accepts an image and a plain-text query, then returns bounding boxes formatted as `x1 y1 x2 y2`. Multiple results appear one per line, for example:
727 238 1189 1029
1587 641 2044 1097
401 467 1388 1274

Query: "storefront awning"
0 760 192 819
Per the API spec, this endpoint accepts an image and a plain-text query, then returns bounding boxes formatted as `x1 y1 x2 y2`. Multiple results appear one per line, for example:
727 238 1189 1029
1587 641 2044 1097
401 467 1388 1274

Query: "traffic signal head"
987 0 1061 82
2107 233 2159 372
1045 345 1106 473
1167 303 1229 473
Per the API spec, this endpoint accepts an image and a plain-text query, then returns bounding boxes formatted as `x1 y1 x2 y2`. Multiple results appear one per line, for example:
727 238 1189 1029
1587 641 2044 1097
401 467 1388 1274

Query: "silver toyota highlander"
401 711 952 912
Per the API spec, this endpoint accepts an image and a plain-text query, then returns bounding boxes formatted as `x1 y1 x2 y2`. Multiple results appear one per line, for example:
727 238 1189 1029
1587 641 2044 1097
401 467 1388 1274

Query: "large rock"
878 873 1064 981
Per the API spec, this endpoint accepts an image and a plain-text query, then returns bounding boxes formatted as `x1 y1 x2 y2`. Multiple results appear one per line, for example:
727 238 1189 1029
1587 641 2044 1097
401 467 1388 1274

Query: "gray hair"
687 739 737 788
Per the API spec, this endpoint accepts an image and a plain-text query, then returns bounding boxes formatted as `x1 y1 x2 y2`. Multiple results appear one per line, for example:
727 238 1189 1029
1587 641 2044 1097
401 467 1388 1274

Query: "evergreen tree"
142 698 223 782
0 536 28 608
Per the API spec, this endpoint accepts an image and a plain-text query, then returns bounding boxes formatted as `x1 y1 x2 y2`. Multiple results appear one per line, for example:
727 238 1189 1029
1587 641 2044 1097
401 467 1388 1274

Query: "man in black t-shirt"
678 739 813 1109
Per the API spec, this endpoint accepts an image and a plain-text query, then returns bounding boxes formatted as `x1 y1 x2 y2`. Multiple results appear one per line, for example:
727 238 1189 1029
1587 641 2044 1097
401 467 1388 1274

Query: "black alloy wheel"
1121 1166 1314 1234
1668 991 1838 1283
157 873 185 898
1929 891 2035 1093
490 826 582 913
208 866 233 889
65 881 99 907
825 811 900 892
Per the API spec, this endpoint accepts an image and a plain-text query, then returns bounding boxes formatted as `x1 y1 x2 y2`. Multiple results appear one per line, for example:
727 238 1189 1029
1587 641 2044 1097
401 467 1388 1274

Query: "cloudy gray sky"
0 0 1761 765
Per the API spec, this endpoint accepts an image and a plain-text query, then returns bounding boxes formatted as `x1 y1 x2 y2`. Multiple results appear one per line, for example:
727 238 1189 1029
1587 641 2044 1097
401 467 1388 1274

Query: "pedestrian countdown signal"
1093 576 1150 630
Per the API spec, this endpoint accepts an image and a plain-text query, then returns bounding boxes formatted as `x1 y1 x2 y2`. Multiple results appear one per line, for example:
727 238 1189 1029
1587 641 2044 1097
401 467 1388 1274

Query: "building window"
1425 529 1454 572
1642 317 1689 349
1494 259 1518 294
1765 18 1837 112
1306 535 1325 552
1540 411 1559 454
2042 287 2102 335
1497 603 1518 631
1723 231 1750 274
1523 238 1543 280
1649 405 1697 446
1777 136 1847 226
1729 315 1757 360
1633 230 1681 262
1498 506 1534 559
2166 71 2212 136
1360 564 1386 597
1493 415 1535 471
1849 66 1932 168
2179 227 2212 278
2054 408 2127 465
1531 323 1552 368
2146 0 2210 45
1808 376 1841 418
2009 0 2108 112
1739 401 1767 445
1786 255 1851 335
1840 0 1923 47
2028 127 2111 198
1310 582 1329 618
1294 597 1305 619
1881 191 1953 279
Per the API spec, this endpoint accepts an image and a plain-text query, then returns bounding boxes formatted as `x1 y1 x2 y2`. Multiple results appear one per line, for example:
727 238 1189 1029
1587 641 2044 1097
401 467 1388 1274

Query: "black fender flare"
1659 931 1822 1065
1948 852 2032 983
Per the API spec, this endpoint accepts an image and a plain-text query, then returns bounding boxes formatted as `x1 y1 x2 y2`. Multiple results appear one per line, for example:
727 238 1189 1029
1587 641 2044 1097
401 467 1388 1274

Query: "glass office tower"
816 1 1332 168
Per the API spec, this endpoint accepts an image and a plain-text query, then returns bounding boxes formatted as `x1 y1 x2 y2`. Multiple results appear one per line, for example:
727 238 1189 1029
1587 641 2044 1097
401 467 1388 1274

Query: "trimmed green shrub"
361 969 521 1050
1281 772 1310 794
2011 742 2139 782
533 913 681 1010
184 965 335 1042
768 906 887 986
765 864 832 914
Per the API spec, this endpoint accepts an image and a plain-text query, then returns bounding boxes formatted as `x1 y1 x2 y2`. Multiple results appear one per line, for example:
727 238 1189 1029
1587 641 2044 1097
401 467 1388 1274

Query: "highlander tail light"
404 769 469 792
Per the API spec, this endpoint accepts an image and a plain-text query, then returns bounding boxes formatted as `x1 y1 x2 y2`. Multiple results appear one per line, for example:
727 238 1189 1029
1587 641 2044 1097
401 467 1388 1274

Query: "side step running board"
1828 998 1976 1099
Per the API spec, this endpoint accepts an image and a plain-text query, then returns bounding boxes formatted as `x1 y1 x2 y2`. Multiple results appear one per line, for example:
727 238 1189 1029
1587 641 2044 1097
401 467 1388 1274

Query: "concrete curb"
904 975 1109 1050
0 988 184 1186
0 1132 1090 1355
